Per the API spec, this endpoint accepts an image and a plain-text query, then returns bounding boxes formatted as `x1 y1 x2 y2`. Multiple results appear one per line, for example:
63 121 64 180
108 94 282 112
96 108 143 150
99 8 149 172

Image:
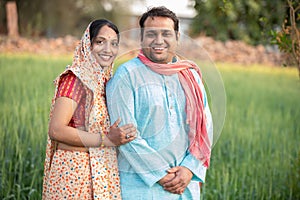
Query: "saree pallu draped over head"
138 50 211 168
42 22 121 199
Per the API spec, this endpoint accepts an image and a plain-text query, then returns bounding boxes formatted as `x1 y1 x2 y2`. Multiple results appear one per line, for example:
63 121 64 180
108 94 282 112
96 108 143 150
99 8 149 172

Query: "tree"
5 1 19 38
271 0 300 77
191 0 287 45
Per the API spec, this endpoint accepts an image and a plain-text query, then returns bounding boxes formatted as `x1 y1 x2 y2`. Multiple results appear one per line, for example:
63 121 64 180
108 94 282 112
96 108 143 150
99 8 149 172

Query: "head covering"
138 50 211 167
43 21 121 199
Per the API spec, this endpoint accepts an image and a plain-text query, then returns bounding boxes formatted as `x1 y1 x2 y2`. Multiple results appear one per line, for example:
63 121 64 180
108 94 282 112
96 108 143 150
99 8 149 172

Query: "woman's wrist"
100 132 105 147
105 133 117 147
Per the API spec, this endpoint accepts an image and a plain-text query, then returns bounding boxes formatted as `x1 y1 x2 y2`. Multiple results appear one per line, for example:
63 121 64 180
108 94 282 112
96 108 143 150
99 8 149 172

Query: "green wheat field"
0 54 299 199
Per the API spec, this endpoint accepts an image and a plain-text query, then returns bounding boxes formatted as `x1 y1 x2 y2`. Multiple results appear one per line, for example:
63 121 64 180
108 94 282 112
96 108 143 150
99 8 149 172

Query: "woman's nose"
103 42 112 52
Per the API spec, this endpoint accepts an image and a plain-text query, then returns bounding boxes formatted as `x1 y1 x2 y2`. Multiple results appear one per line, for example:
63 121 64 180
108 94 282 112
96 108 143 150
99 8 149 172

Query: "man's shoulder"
118 57 142 69
109 57 141 82
113 57 143 75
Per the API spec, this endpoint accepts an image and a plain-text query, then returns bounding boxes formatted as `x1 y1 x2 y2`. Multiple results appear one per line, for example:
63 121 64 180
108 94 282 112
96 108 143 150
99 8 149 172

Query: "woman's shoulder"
58 70 84 90
60 70 76 79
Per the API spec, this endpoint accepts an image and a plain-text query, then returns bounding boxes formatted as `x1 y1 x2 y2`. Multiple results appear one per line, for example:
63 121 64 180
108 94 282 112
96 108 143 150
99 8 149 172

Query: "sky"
130 0 197 18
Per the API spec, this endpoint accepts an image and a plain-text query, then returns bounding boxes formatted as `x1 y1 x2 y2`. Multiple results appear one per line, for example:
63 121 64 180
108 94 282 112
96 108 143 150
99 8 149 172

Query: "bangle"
100 132 105 147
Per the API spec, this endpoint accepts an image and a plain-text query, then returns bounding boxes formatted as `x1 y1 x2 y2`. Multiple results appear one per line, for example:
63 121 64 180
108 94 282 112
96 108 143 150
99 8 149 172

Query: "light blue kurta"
106 57 213 200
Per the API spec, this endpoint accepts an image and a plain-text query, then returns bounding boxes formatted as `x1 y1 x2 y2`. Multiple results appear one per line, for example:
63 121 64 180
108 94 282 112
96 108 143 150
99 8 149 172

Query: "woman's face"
91 25 119 68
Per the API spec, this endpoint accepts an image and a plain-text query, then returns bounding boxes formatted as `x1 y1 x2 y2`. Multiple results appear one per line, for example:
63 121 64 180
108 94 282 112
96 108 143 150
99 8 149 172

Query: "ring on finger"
125 134 131 139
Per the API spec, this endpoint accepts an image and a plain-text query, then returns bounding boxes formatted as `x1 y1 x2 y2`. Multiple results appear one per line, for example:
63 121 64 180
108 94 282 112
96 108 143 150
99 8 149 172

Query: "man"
106 6 213 200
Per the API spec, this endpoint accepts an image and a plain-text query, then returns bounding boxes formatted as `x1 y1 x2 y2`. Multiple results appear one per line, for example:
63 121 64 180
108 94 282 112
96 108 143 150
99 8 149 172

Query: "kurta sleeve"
106 66 170 187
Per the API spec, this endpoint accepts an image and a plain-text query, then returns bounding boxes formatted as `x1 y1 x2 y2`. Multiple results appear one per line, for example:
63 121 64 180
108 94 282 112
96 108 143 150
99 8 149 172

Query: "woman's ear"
176 31 180 41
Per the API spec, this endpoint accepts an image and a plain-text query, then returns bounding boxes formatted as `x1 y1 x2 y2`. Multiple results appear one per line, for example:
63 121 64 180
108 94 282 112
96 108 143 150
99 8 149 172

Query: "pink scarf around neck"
138 51 211 167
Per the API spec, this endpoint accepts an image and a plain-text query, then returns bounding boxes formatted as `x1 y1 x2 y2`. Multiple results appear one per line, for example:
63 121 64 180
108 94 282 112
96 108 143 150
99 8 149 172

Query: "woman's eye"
93 39 104 45
112 42 119 47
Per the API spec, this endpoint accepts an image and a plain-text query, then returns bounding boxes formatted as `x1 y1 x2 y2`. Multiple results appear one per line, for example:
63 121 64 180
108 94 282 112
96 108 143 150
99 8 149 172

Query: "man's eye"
146 33 155 38
163 32 172 37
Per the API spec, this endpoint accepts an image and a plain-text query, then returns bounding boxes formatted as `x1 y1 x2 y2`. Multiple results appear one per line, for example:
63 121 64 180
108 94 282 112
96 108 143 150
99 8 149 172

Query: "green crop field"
0 54 299 199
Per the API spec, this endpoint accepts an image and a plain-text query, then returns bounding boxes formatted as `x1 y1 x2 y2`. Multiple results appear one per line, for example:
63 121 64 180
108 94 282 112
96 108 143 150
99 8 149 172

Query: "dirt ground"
0 35 285 66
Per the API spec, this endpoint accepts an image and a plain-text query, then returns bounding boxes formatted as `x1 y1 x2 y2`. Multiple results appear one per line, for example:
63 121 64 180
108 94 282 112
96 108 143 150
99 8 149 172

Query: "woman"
42 19 136 199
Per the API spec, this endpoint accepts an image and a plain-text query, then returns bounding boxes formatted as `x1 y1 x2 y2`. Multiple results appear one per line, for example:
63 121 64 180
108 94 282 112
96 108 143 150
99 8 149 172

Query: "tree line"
191 0 289 45
190 0 299 73
0 0 134 38
0 0 299 71
0 0 292 41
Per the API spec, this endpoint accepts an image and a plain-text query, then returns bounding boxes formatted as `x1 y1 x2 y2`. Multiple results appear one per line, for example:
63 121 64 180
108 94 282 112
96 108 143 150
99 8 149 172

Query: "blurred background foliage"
0 0 299 71
191 0 290 45
0 0 135 37
0 0 296 43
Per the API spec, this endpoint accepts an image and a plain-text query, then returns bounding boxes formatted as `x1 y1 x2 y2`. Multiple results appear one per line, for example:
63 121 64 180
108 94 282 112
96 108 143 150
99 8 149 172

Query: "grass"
0 54 299 199
0 54 70 199
202 63 300 200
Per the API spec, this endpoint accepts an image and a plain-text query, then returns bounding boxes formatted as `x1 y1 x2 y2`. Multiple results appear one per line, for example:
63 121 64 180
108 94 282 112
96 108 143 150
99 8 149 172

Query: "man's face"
141 16 179 64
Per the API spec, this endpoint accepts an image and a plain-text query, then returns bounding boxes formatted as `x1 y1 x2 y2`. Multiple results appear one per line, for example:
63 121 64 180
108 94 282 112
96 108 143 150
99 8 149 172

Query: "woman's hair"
139 6 179 39
89 19 120 43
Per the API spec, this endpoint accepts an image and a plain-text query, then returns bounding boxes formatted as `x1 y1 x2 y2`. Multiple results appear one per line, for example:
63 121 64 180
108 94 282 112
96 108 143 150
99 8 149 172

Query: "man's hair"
139 6 179 39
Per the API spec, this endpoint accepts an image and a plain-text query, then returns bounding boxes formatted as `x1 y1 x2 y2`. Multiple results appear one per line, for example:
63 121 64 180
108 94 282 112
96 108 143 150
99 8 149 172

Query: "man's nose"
154 34 164 44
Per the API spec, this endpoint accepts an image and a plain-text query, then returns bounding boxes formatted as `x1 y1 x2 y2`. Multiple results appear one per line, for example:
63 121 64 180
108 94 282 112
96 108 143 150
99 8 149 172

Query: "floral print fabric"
43 150 93 199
